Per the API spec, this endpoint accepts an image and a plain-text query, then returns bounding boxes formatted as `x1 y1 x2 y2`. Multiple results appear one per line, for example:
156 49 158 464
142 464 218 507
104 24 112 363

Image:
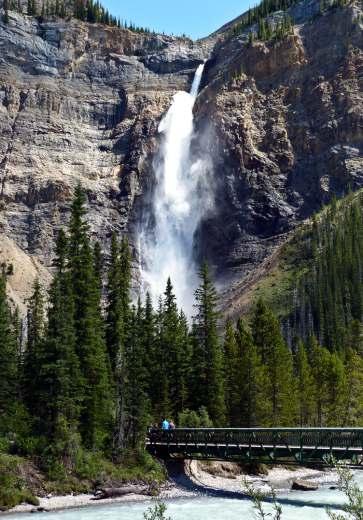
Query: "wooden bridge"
146 428 363 467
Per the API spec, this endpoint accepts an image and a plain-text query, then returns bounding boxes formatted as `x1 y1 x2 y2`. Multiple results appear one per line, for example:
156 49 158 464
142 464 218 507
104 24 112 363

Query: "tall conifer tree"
38 230 83 447
294 340 315 426
68 184 111 448
177 310 192 414
23 278 45 417
113 235 132 454
122 301 150 449
343 348 363 426
310 336 331 426
106 233 122 373
236 318 271 427
192 263 226 426
159 278 185 419
252 299 296 425
0 271 20 434
142 292 158 413
325 352 347 426
223 320 240 426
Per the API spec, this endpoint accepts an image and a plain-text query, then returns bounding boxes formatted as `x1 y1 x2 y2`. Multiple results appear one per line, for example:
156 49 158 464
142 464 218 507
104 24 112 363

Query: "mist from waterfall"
140 63 213 316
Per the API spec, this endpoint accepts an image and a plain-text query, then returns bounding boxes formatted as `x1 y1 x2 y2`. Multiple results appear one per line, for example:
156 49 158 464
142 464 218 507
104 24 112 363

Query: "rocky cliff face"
0 10 208 305
0 0 362 309
195 0 363 292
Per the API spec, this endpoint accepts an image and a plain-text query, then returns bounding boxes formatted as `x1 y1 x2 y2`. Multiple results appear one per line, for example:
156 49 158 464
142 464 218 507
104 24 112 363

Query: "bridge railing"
147 428 363 451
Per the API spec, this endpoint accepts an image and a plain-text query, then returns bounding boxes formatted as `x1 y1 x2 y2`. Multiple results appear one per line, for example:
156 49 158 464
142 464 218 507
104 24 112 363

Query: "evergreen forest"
0 186 362 509
2 0 154 33
229 0 350 40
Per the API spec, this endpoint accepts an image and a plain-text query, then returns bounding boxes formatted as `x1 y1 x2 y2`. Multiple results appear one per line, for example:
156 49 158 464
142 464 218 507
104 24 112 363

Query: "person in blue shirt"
162 418 170 430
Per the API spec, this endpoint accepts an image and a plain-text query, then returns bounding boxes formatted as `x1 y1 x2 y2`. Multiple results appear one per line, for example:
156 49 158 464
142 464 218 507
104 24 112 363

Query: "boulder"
291 479 319 491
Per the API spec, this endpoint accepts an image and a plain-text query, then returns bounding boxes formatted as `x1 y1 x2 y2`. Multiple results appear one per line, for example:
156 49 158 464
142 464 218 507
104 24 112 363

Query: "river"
6 472 363 520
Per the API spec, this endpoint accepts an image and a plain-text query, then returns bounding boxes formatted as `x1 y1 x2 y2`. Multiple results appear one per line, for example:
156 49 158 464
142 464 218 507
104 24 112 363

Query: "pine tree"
123 301 150 449
325 352 347 426
294 340 315 426
223 319 240 426
309 336 331 426
0 271 21 434
252 299 297 425
23 278 45 417
112 235 133 455
345 319 363 355
159 278 185 419
68 184 111 449
142 292 158 413
177 310 193 414
192 263 226 426
38 230 83 448
343 348 363 426
236 318 271 427
151 279 174 419
119 237 131 336
106 233 122 373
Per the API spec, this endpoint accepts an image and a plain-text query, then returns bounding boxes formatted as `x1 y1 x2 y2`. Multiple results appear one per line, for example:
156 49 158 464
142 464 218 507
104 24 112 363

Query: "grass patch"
0 453 39 510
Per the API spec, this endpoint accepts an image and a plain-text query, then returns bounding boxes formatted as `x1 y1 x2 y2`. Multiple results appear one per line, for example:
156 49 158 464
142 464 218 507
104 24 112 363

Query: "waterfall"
140 63 209 315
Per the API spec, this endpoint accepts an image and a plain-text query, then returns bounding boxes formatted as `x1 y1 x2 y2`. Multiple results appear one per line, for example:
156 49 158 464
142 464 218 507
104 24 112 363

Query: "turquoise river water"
5 472 363 520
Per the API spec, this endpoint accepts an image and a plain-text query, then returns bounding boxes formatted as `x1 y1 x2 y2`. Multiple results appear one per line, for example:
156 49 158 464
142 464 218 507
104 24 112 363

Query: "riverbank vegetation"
144 501 172 520
0 185 362 509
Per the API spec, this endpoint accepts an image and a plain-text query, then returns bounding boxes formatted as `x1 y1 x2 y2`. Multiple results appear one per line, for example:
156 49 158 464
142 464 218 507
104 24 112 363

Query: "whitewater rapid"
140 63 210 315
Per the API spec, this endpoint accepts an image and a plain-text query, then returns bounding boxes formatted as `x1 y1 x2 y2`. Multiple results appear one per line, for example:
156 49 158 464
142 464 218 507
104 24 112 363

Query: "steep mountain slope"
222 189 363 349
0 0 362 308
194 0 362 286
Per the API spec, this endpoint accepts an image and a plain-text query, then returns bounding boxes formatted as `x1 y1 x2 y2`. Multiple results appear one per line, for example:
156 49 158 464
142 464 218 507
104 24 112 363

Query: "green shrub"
11 435 45 457
20 491 39 506
0 437 11 453
144 500 171 520
178 407 213 428
0 454 39 510
44 458 68 482
74 450 107 481
0 489 38 510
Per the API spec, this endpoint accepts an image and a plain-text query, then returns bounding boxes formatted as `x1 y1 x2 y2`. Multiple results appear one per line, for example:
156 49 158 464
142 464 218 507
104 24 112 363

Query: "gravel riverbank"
3 462 337 515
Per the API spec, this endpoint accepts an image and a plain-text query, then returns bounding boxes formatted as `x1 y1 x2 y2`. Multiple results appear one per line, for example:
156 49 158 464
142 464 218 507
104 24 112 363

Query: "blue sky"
101 0 253 39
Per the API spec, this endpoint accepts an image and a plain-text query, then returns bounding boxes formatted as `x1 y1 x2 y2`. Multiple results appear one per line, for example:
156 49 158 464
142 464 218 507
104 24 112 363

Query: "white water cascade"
140 63 211 315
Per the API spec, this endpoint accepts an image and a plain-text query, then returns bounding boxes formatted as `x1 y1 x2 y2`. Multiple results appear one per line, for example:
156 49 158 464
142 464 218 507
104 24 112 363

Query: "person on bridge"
169 420 175 430
162 418 170 430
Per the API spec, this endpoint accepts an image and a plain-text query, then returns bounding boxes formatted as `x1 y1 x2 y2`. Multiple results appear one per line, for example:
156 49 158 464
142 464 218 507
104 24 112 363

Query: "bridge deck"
146 428 363 467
